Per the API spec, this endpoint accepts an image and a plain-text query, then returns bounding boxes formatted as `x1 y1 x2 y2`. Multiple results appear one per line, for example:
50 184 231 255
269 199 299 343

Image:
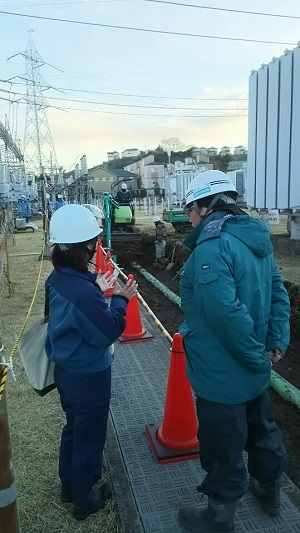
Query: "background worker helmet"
46 193 50 200
153 215 161 223
21 194 26 199
185 170 237 209
121 183 128 190
57 194 63 199
49 204 102 244
82 204 104 220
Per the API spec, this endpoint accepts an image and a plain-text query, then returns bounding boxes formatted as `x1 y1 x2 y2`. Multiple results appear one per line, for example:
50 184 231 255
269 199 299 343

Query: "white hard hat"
21 194 26 199
49 204 103 244
121 183 127 190
153 215 161 223
82 204 104 219
57 194 63 199
46 193 50 200
186 170 237 206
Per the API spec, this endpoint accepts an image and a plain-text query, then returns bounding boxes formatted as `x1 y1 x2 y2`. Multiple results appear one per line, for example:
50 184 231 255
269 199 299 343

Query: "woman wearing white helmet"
178 171 290 532
45 204 137 521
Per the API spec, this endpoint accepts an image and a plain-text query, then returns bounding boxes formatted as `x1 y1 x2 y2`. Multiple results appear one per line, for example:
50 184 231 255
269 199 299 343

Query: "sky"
0 0 300 172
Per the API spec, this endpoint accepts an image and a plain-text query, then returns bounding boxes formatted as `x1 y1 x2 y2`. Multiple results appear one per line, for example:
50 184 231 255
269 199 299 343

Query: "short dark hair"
51 236 97 272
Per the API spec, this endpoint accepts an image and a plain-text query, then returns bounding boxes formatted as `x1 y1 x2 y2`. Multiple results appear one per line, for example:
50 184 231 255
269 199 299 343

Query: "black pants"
196 391 287 501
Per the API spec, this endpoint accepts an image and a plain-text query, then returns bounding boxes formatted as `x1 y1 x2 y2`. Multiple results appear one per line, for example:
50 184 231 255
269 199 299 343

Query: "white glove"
96 271 115 292
269 348 283 365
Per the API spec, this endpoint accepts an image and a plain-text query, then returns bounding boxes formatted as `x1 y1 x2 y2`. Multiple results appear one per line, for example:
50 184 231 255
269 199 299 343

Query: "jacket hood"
223 215 273 257
184 211 273 258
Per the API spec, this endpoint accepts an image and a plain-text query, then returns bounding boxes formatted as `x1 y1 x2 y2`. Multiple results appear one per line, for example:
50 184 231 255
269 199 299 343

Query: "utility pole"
0 367 20 533
39 170 51 260
167 149 172 207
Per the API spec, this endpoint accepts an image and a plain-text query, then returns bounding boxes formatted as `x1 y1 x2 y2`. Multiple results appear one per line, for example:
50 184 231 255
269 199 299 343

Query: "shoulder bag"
18 288 56 396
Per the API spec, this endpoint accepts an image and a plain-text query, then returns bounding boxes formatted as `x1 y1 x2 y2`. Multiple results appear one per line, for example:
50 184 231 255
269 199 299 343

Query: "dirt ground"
113 219 300 491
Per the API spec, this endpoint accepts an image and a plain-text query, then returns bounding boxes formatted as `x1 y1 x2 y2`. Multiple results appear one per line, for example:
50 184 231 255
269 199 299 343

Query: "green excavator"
101 179 141 250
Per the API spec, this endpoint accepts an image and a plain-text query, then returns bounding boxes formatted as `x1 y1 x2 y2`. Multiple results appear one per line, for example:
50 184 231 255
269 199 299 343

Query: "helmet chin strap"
75 243 97 260
58 243 72 251
58 242 97 261
193 193 236 216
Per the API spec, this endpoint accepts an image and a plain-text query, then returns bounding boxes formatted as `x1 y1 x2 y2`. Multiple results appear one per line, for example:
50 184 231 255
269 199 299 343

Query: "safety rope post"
0 367 20 533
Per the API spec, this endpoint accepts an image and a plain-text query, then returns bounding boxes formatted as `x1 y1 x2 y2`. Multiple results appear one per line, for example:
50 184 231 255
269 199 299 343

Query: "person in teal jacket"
178 170 290 533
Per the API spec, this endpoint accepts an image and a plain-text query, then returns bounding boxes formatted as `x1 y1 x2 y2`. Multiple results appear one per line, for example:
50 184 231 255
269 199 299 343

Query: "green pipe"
132 261 300 410
271 371 300 410
132 262 181 307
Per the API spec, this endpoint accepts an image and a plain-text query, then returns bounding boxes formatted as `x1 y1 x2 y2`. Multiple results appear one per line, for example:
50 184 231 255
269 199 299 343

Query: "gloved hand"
114 278 138 301
96 271 115 292
269 348 283 365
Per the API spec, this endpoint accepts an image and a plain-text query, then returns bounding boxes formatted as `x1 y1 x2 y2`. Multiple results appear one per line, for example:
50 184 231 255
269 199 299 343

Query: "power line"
0 87 248 110
53 88 249 101
1 96 248 117
2 0 300 20
144 1 300 20
0 10 297 45
29 94 249 110
0 81 248 101
48 104 248 117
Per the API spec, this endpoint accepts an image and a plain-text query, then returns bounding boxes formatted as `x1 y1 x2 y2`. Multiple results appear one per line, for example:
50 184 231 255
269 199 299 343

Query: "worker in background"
54 194 65 211
177 170 290 532
115 182 132 204
46 193 52 222
18 194 31 222
153 215 168 269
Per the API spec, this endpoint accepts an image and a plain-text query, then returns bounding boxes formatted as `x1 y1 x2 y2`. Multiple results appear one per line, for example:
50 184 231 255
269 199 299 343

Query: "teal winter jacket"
179 210 290 404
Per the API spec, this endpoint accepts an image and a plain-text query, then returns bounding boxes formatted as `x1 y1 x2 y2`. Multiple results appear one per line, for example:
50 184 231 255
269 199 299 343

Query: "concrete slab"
106 311 300 532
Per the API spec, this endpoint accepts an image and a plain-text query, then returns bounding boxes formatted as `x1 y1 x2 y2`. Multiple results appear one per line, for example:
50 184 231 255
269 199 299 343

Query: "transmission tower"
12 31 59 178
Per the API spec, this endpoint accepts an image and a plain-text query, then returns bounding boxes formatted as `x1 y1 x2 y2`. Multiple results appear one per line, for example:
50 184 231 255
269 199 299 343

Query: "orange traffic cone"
119 274 153 343
145 333 199 463
103 251 115 298
94 239 106 273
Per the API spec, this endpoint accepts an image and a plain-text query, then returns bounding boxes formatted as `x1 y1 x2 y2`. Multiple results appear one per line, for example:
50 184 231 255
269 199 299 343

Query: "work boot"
72 481 112 521
178 498 239 533
249 475 282 516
